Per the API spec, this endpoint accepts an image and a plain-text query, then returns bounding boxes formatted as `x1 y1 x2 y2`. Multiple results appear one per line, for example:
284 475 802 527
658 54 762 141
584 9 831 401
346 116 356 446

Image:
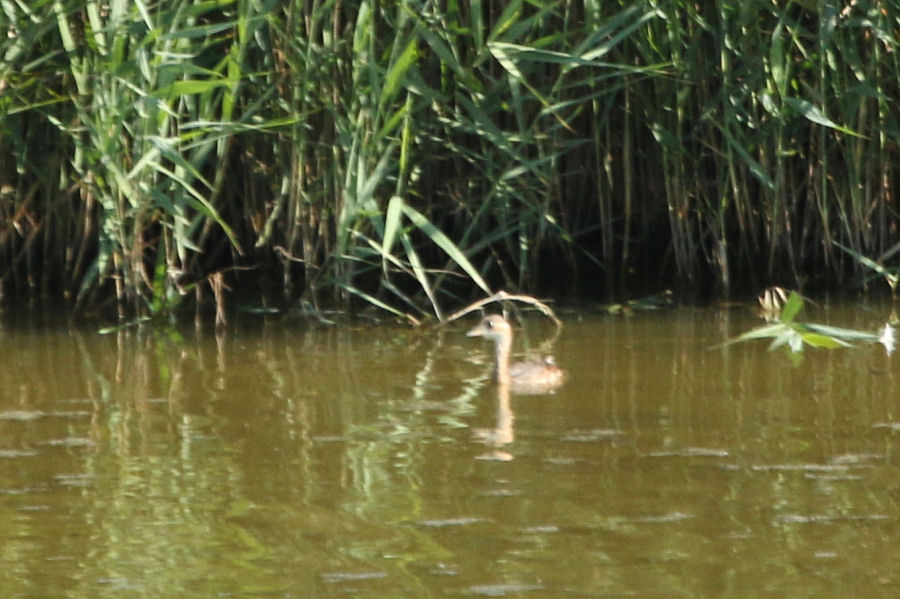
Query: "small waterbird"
467 314 565 393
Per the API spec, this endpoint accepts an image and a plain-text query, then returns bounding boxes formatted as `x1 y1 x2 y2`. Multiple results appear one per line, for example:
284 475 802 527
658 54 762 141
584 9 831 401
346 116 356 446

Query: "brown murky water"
1 301 899 597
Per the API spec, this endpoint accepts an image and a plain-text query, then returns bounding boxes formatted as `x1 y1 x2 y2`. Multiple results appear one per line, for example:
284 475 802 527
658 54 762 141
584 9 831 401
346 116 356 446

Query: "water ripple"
0 449 39 458
468 583 544 596
0 410 44 421
751 462 876 473
321 571 388 583
560 429 622 442
776 513 889 524
418 516 488 528
647 447 729 458
42 437 96 448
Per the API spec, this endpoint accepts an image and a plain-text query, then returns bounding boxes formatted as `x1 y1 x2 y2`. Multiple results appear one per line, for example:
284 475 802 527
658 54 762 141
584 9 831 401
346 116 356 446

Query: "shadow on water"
0 301 899 597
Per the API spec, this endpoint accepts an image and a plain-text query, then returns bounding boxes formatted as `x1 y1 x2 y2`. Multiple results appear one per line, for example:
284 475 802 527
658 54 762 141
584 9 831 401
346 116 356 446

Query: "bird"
467 314 565 393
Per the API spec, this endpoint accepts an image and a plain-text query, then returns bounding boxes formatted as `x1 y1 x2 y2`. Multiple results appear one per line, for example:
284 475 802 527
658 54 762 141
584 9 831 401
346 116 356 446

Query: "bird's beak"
466 324 484 337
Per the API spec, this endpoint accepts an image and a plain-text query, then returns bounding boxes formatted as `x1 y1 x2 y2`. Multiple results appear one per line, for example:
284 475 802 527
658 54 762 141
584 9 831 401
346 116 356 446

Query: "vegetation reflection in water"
0 304 899 596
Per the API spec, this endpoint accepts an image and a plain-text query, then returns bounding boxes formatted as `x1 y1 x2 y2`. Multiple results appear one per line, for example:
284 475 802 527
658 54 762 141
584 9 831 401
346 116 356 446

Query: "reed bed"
1 1 899 320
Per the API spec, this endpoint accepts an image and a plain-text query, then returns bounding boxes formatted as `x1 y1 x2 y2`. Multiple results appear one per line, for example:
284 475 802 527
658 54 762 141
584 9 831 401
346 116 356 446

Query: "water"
0 301 898 597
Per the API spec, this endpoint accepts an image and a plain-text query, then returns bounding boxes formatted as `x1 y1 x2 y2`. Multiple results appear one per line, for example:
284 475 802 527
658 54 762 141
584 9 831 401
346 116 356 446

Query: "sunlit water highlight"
0 301 899 597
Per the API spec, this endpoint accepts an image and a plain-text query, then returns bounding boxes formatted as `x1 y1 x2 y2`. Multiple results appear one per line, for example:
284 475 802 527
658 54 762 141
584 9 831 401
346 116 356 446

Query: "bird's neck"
493 335 512 384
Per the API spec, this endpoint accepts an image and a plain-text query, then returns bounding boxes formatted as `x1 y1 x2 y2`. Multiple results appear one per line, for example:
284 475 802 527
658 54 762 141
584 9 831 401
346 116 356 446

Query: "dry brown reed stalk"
445 290 562 329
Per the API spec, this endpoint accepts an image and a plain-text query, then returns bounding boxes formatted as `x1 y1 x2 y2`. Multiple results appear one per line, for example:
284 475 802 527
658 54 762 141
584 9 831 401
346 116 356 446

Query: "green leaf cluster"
723 292 886 356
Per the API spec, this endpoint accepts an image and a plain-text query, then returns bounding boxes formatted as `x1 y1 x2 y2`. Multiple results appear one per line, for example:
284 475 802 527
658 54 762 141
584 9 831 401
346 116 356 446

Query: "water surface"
0 301 898 597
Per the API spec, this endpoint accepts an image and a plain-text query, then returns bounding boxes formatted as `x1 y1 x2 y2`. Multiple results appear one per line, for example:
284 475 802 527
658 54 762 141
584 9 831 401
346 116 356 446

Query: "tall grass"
1 1 899 320
641 1 900 294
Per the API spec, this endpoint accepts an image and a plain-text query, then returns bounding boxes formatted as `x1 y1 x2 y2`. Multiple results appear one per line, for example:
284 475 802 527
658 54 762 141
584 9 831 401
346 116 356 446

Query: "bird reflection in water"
466 314 566 460
471 383 514 461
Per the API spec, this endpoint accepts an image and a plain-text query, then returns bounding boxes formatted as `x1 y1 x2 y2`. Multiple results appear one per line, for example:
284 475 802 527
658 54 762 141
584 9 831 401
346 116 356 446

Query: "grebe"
467 314 565 393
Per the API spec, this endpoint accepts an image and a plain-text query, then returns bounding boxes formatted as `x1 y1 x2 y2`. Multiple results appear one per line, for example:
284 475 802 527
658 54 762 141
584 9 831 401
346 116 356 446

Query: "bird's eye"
486 320 493 329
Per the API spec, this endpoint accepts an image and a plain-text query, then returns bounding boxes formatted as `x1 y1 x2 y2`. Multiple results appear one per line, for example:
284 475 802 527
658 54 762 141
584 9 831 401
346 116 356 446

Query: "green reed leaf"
779 291 803 323
401 203 492 295
783 97 863 137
